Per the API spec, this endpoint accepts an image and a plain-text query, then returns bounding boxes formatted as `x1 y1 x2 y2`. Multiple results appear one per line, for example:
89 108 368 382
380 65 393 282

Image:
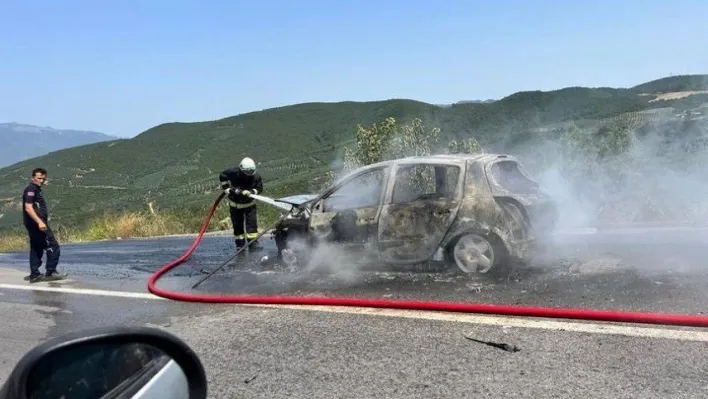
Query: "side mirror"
0 326 207 399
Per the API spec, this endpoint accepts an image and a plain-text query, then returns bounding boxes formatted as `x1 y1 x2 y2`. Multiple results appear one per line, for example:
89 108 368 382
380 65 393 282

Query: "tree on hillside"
342 117 399 171
342 117 482 172
448 138 483 155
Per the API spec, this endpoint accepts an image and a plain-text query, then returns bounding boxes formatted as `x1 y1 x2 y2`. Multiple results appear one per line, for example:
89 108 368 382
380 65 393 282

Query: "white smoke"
514 115 708 231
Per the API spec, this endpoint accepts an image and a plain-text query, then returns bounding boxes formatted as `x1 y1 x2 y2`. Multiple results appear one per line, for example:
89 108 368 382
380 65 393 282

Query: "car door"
307 165 390 261
377 162 464 264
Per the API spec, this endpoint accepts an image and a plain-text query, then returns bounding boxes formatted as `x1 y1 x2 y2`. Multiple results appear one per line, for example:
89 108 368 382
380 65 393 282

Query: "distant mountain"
454 99 497 104
630 74 708 93
435 99 497 107
0 123 119 167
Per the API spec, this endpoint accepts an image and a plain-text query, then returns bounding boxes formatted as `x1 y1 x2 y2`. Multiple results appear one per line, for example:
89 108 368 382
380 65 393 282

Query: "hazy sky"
2 0 707 138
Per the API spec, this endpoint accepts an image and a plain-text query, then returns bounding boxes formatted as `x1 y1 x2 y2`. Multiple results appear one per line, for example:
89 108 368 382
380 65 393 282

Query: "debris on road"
463 334 520 352
244 375 258 384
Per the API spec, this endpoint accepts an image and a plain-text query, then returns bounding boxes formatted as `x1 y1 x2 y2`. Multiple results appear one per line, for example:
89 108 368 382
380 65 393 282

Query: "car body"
270 153 557 275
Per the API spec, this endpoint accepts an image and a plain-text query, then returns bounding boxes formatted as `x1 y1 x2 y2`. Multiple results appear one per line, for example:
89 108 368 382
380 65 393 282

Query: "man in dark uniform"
22 168 67 283
218 157 264 250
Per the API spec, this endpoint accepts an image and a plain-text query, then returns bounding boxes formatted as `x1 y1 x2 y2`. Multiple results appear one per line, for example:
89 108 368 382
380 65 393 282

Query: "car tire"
445 231 509 277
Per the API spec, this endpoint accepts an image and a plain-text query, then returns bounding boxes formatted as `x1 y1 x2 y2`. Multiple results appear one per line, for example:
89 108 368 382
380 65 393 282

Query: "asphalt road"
2 227 708 398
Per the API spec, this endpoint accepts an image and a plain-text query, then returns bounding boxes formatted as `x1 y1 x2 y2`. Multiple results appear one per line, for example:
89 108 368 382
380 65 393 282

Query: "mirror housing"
0 326 207 399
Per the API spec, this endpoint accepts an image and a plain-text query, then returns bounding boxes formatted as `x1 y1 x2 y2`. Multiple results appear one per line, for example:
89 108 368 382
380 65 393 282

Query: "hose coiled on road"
147 193 708 328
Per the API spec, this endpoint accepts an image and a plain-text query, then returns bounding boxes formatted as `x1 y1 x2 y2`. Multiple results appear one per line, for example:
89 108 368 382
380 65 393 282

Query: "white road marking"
257 304 708 342
0 283 166 300
1 283 708 342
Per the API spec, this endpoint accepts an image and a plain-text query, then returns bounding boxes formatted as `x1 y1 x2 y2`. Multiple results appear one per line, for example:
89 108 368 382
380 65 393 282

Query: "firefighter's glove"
241 190 252 197
224 187 241 201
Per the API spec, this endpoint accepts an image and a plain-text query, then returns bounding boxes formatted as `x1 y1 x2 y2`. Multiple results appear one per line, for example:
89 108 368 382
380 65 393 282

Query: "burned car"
270 153 557 276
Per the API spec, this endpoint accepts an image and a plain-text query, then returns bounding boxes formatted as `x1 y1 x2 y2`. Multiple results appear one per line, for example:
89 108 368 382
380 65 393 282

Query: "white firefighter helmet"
239 157 256 175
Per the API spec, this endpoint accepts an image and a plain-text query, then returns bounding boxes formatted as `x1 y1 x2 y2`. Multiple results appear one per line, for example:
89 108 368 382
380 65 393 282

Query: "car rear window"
489 160 538 193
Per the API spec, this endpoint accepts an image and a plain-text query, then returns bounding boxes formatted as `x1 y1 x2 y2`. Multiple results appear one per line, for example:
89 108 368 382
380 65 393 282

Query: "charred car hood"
275 194 318 206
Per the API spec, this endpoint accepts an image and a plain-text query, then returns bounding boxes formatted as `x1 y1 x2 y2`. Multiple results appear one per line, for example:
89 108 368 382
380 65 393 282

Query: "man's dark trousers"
26 224 61 278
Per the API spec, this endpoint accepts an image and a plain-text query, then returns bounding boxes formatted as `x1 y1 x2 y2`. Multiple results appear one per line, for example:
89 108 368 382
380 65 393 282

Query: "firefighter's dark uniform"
219 167 264 248
22 182 61 281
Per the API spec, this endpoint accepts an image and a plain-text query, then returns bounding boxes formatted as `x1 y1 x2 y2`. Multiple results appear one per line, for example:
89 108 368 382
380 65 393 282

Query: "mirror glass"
25 341 190 399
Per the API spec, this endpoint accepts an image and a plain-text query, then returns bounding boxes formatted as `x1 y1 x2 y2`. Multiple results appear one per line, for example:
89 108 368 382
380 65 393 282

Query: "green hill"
630 74 708 93
1 74 707 235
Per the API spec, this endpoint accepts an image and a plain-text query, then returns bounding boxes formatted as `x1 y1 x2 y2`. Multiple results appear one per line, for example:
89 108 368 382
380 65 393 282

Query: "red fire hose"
147 193 708 328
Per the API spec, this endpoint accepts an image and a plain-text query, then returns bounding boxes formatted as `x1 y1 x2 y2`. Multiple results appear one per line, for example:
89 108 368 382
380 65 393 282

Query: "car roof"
331 153 521 186
356 153 519 170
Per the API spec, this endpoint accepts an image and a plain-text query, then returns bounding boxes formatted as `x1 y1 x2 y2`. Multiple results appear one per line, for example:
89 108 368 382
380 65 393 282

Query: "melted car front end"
271 194 317 260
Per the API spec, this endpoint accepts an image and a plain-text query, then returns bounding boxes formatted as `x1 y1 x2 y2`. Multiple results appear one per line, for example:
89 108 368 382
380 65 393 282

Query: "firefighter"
22 168 68 283
219 157 264 250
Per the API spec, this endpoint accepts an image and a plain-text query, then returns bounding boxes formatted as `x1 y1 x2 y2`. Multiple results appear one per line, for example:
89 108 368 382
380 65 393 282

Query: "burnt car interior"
317 162 462 214
303 162 463 251
391 164 461 204
377 163 463 263
320 167 388 212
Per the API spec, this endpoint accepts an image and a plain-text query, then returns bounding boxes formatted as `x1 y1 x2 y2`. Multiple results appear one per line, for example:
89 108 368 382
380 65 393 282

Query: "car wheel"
447 232 508 275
